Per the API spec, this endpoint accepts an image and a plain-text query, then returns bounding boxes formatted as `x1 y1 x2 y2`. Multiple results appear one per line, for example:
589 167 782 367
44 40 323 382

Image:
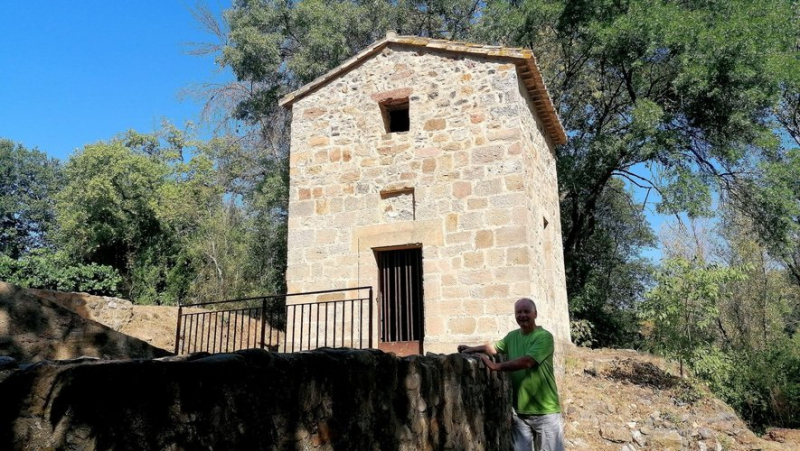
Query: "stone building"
279 34 570 355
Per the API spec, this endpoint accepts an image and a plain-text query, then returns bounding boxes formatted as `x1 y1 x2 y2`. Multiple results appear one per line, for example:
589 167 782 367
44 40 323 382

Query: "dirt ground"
562 346 799 450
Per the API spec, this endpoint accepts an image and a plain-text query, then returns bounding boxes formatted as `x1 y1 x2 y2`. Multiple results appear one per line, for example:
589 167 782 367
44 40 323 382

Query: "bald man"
458 298 564 451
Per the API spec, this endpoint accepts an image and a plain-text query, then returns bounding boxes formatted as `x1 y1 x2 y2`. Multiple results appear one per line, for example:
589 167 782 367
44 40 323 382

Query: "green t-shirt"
495 326 561 415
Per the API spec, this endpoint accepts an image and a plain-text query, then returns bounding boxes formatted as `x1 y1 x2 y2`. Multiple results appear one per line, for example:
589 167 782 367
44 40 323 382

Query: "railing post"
368 287 374 349
174 303 183 355
260 297 267 350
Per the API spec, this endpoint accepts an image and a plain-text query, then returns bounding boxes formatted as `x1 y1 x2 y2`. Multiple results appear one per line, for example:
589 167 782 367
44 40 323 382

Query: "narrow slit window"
381 98 410 133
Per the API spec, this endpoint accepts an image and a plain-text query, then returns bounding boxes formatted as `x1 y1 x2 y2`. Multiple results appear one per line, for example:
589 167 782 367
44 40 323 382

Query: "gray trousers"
512 411 565 451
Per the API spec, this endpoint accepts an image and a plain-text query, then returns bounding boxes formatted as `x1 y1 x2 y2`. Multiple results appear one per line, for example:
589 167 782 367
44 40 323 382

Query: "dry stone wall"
0 349 512 450
286 43 570 354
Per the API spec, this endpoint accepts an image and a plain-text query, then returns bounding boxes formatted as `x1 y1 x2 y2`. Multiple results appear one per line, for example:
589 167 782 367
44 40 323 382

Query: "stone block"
441 285 470 299
448 317 477 335
415 147 441 158
458 211 485 230
471 145 504 164
446 231 471 245
424 119 446 131
490 193 527 209
457 269 492 286
291 201 315 217
452 181 471 199
467 198 488 210
476 284 510 299
378 144 411 156
340 170 361 183
474 179 503 197
485 249 505 267
462 299 483 316
487 128 520 142
507 247 530 265
309 136 330 147
504 174 524 191
486 209 511 227
477 317 500 335
314 199 329 215
445 213 458 232
648 430 683 450
370 87 413 103
493 266 531 284
426 317 446 337
475 230 494 249
495 226 527 247
462 251 484 269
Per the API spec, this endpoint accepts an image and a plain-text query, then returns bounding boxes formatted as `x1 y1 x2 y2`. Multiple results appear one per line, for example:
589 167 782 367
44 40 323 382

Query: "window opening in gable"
381 98 410 133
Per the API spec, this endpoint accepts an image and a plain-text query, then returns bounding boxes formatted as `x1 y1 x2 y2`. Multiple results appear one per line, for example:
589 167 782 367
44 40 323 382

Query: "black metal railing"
175 287 374 355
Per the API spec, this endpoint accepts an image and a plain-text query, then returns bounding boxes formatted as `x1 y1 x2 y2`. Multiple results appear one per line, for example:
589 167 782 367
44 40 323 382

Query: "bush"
0 250 121 296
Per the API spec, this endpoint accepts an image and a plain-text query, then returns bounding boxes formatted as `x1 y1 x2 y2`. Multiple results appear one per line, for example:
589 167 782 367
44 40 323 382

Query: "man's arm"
480 355 537 372
457 343 498 355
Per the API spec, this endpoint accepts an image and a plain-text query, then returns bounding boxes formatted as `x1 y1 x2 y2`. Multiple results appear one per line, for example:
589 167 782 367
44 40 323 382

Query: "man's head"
514 297 538 333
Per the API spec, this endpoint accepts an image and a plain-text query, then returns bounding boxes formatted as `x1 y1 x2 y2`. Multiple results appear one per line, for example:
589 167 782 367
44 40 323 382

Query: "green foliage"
711 346 800 431
569 319 594 347
0 249 121 296
650 214 800 429
479 0 796 334
57 139 168 271
567 179 655 347
0 139 63 258
55 126 230 305
740 147 800 288
641 258 746 375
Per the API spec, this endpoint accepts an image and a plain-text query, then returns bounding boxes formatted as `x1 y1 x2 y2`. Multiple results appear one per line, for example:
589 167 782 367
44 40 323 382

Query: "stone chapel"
279 34 571 355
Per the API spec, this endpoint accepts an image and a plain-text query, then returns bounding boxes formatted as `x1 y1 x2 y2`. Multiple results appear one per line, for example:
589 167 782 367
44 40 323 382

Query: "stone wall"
285 42 570 354
0 349 512 450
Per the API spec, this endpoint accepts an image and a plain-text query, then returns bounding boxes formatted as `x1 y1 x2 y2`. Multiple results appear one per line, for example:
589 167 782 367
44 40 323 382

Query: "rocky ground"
561 347 799 450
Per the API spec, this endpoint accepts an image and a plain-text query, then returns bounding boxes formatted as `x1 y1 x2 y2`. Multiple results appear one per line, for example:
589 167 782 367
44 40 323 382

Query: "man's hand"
457 344 470 353
481 355 499 371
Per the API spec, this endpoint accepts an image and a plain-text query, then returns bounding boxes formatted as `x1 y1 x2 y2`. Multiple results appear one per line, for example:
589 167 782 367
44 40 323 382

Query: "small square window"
381 98 410 133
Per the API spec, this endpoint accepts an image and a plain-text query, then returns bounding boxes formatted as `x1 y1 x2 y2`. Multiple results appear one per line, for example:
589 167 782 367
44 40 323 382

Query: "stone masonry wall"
285 43 570 354
0 349 512 450
513 70 571 345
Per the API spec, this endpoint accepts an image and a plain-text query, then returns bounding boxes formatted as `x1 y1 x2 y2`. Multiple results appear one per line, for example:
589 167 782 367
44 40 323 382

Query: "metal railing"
175 287 374 355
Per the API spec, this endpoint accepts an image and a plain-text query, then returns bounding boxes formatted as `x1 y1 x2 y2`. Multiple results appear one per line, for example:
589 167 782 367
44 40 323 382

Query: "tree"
567 178 655 347
480 0 797 307
641 257 746 377
651 212 800 428
56 139 169 277
55 126 226 304
0 139 63 258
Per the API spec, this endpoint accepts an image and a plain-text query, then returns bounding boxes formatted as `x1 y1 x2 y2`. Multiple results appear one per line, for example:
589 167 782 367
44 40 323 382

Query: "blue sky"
0 1 233 162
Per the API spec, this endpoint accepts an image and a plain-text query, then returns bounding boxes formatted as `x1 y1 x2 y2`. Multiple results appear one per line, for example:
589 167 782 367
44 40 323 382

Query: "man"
458 298 564 451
